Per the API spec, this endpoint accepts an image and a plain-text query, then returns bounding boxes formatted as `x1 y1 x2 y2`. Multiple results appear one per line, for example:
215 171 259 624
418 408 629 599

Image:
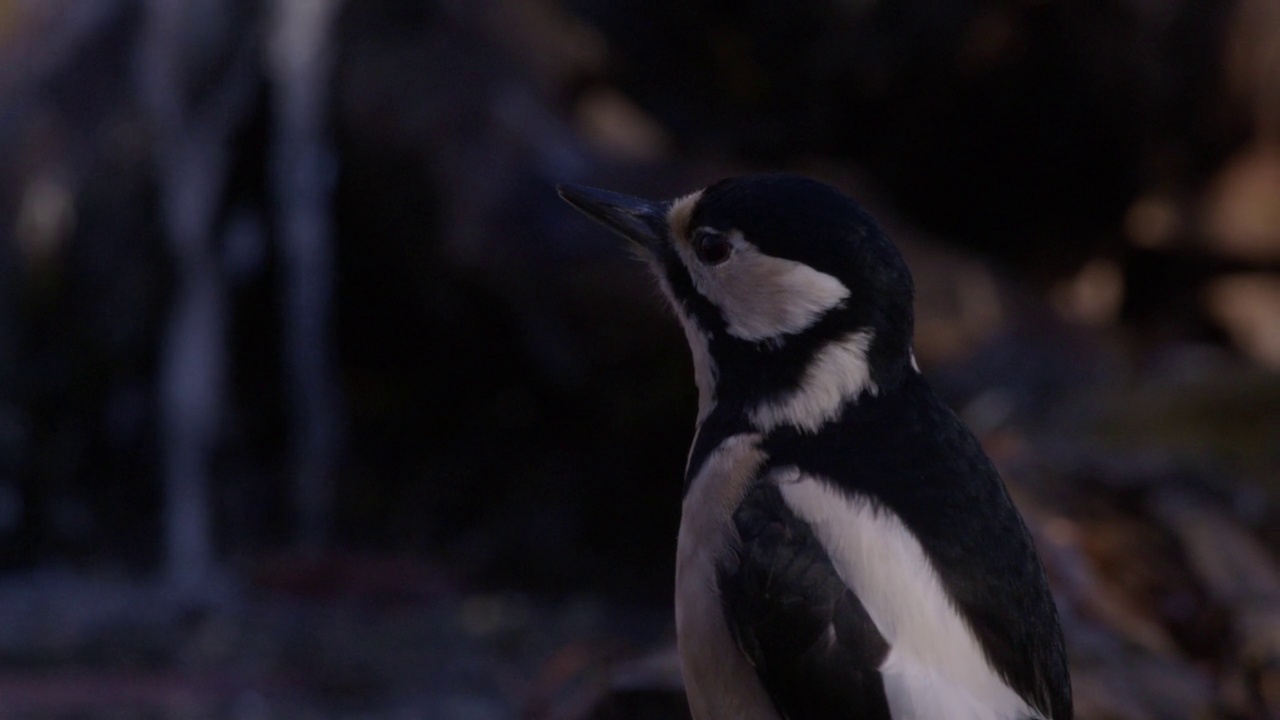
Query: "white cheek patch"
749 330 878 433
675 235 851 342
775 470 1040 720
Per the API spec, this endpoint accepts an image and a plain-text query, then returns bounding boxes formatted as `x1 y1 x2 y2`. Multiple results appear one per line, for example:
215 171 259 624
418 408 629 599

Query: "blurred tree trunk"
136 0 257 592
268 0 344 553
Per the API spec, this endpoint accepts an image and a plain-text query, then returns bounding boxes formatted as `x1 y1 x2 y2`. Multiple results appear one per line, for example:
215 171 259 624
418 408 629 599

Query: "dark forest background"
0 0 1278 717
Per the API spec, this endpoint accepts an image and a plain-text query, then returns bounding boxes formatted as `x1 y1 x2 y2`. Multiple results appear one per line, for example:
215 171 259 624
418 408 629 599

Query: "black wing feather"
718 481 892 720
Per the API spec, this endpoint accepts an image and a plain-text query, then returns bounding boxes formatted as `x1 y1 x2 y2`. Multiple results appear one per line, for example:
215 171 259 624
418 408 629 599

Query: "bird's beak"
557 183 668 251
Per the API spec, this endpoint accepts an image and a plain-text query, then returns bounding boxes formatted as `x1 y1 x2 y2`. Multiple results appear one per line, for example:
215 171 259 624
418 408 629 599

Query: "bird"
557 173 1071 720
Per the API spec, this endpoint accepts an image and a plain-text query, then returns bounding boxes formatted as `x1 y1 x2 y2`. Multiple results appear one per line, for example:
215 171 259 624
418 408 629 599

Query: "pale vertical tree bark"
268 0 344 552
137 0 256 592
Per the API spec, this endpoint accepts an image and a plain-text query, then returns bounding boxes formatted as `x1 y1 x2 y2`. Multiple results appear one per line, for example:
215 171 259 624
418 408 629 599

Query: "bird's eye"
693 230 732 265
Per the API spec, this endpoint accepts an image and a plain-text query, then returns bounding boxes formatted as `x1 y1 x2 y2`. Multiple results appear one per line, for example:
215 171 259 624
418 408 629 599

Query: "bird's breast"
675 432 779 720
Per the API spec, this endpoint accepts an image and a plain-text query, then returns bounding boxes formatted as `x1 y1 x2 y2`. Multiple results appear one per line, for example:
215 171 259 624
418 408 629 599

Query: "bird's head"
559 173 915 432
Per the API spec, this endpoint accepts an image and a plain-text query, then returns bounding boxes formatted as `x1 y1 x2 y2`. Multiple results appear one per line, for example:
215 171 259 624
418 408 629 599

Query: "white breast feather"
676 311 717 425
649 264 718 425
775 469 1041 720
675 434 779 720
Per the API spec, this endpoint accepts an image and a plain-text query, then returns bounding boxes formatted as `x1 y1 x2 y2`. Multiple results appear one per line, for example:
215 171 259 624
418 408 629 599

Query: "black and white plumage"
558 174 1071 720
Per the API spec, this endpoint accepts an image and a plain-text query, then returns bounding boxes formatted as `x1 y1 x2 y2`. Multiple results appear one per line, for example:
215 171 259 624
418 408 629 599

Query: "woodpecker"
558 174 1071 720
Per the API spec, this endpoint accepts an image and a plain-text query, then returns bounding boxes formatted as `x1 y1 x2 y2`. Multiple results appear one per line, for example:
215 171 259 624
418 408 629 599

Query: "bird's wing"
721 474 1053 720
750 375 1072 720
718 480 893 720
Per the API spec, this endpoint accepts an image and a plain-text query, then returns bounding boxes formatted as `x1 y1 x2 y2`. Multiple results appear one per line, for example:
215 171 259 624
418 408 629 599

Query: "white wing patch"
775 469 1040 720
750 330 878 433
673 230 850 342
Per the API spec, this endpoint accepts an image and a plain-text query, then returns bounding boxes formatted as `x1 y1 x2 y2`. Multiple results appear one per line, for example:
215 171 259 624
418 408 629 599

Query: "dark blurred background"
0 0 1278 717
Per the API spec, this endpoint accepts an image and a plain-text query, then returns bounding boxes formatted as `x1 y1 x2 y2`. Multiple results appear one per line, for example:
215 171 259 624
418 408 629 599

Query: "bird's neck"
684 328 914 488
742 328 882 434
716 319 913 428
